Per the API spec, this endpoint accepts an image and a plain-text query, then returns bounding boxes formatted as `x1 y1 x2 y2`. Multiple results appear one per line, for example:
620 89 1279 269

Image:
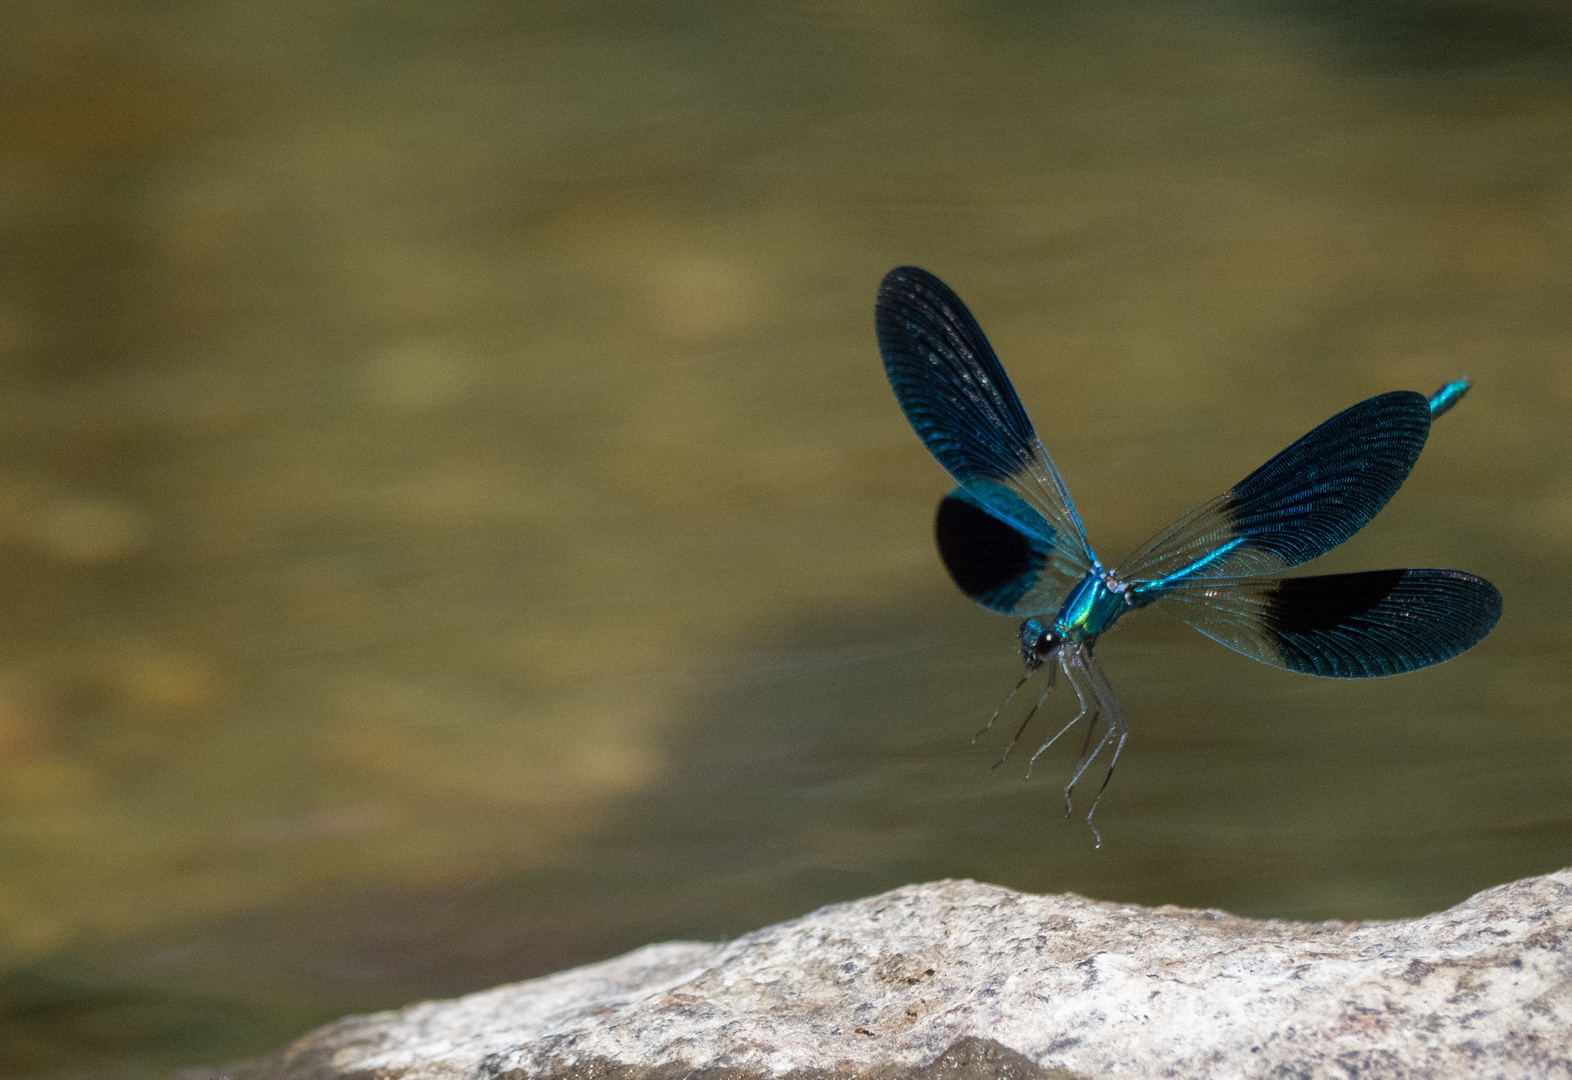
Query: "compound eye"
1019 620 1057 668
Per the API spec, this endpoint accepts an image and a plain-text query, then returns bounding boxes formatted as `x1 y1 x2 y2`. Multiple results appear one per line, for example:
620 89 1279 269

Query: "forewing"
1156 569 1502 677
1118 392 1433 596
878 266 1093 613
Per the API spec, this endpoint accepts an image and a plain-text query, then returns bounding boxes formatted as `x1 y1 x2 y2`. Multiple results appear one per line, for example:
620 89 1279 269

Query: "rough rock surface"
216 871 1572 1080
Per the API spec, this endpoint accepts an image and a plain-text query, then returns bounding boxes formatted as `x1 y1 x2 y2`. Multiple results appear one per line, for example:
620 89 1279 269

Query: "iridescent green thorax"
1052 568 1131 642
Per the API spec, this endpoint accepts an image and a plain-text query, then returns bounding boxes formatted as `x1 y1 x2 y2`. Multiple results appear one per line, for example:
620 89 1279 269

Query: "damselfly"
876 266 1502 844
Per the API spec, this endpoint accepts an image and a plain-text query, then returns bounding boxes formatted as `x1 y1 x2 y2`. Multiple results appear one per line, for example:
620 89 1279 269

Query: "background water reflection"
0 0 1569 1075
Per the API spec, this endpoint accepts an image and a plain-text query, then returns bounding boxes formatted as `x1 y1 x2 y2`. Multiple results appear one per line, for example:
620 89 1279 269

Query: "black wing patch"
934 492 1049 613
1157 568 1502 678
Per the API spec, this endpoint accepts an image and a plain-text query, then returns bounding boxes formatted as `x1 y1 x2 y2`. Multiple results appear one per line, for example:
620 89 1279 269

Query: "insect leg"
1070 649 1130 848
1063 723 1114 815
974 669 1033 745
1023 651 1089 780
1075 696 1101 760
993 651 1059 768
992 689 1047 771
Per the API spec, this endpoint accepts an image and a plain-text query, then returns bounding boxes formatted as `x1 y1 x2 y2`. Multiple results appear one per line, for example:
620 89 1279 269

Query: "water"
0 1 1570 1075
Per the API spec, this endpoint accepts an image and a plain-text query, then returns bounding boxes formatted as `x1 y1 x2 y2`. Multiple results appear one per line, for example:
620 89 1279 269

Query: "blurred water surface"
0 0 1570 1075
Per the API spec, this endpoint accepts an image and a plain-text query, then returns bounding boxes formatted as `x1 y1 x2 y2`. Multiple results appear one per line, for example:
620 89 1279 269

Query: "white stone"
222 869 1572 1079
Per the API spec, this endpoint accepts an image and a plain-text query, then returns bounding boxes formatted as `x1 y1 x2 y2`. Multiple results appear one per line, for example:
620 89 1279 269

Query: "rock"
207 871 1572 1080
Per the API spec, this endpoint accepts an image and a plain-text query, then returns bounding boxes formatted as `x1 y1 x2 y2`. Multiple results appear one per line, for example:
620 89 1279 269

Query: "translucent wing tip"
1427 378 1471 419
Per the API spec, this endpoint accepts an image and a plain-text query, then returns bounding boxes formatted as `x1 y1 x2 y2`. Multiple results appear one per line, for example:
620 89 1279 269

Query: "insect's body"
875 266 1500 843
1052 567 1128 640
1018 566 1121 661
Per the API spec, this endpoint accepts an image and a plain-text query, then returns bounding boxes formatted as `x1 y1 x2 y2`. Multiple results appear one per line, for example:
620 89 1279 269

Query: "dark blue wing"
877 266 1093 616
1118 392 1433 596
1156 568 1501 677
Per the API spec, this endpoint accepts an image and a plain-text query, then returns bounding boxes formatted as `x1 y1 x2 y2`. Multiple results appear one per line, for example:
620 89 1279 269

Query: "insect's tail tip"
1427 378 1472 419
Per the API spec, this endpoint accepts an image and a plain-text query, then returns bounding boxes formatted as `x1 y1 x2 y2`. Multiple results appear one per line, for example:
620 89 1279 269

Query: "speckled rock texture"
209 870 1572 1080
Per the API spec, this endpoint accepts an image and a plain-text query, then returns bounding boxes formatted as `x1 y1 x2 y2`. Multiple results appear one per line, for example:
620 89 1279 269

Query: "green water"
1 0 1570 1075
